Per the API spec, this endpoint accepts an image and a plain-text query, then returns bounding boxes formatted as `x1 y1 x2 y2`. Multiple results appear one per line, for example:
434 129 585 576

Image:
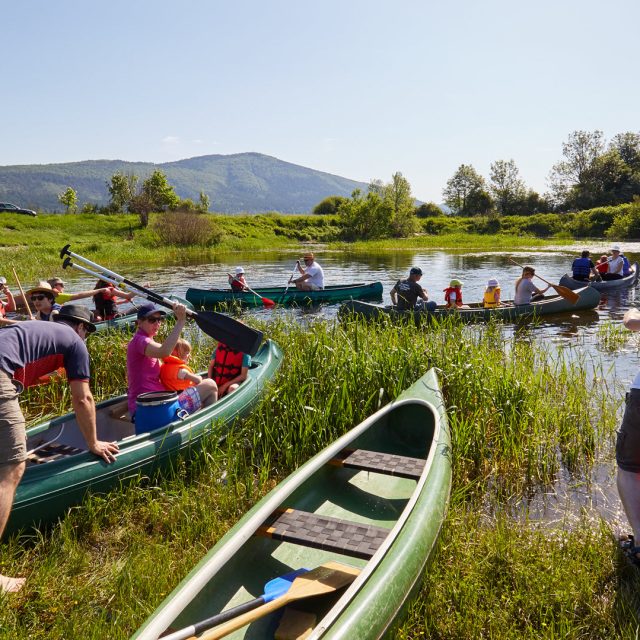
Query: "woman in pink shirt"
126 302 217 418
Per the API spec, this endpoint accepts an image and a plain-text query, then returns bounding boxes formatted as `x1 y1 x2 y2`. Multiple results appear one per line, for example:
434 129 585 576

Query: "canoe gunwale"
559 262 639 291
134 393 443 640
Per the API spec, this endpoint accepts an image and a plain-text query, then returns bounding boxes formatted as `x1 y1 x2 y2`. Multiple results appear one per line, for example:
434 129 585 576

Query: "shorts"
0 370 27 465
177 386 202 415
616 389 640 472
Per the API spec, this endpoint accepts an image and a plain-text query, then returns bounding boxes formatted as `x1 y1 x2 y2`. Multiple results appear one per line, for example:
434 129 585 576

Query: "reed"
0 316 628 638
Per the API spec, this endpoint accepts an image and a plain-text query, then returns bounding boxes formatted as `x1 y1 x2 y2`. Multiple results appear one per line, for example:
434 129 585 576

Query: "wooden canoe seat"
27 443 84 465
328 448 425 480
256 508 389 560
108 400 131 423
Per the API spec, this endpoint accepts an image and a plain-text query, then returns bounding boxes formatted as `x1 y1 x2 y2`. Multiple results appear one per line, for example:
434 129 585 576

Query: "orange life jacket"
443 286 463 307
211 343 243 387
160 355 196 391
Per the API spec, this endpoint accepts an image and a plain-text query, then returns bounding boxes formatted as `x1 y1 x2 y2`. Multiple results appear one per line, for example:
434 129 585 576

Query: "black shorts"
616 389 640 472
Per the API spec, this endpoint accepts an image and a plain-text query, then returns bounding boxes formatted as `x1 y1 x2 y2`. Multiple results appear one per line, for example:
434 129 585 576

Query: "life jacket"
595 261 609 274
230 275 247 292
211 343 243 387
160 355 196 391
622 254 632 276
443 286 463 308
483 287 501 308
94 286 118 320
571 257 592 278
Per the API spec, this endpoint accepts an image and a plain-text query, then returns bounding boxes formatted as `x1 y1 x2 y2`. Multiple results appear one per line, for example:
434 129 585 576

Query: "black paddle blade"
194 311 263 356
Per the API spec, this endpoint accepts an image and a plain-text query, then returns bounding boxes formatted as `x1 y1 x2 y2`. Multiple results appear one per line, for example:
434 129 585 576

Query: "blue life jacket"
571 257 592 278
622 254 632 276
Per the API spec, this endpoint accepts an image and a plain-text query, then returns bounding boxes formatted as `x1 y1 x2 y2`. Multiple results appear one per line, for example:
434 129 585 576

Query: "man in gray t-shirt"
390 267 437 312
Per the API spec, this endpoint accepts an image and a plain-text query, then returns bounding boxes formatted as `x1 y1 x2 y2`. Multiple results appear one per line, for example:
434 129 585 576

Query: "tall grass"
0 317 629 638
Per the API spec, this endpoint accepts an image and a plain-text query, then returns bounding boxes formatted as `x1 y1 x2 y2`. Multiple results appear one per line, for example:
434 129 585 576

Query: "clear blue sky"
3 0 638 203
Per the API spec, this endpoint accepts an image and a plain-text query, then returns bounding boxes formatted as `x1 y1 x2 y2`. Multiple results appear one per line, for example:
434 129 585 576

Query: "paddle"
161 569 309 640
228 274 275 308
280 262 300 301
12 267 34 320
59 246 264 356
193 562 360 640
508 258 580 305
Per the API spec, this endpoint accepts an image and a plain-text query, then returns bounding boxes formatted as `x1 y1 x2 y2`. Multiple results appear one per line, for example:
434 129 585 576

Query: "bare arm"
218 366 249 396
390 286 398 305
178 369 203 385
624 308 640 331
69 380 118 463
2 288 16 313
143 304 187 359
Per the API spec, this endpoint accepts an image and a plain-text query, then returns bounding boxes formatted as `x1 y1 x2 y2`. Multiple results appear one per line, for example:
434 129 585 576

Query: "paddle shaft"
508 258 579 304
228 275 275 307
11 267 34 320
280 262 300 299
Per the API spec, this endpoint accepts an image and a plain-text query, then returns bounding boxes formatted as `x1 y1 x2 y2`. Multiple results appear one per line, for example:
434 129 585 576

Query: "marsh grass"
0 317 631 638
597 321 632 353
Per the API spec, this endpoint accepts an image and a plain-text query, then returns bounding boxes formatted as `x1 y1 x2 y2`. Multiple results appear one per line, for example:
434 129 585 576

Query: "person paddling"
514 267 548 305
228 267 248 292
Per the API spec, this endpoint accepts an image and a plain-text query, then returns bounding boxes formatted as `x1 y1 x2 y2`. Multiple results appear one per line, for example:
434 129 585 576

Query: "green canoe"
132 368 451 640
93 295 193 333
6 340 282 536
185 282 384 309
339 285 601 324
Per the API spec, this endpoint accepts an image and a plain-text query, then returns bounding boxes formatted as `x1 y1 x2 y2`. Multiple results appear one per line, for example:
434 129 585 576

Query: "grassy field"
0 211 556 283
0 317 637 639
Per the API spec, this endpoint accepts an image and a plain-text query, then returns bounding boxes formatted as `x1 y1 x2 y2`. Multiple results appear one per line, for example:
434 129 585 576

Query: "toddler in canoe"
484 278 501 308
160 338 203 391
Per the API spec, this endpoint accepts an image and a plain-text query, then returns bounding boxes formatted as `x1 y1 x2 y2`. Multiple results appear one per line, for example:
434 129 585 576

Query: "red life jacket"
443 286 463 307
211 343 243 387
94 286 118 320
160 355 196 391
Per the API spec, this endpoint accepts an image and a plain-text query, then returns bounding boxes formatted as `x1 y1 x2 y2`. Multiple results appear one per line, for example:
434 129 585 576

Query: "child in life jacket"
160 338 203 392
443 279 464 308
483 278 501 308
228 267 248 292
208 341 251 398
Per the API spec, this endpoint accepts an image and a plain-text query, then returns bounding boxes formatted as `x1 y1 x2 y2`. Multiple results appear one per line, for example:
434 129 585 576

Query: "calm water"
57 242 640 531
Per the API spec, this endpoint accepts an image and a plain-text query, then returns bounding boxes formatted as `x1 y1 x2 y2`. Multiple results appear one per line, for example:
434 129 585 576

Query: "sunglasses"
30 294 50 301
144 316 163 324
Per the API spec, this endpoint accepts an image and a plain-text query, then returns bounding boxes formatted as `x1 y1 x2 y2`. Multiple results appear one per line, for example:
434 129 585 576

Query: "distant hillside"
0 153 369 214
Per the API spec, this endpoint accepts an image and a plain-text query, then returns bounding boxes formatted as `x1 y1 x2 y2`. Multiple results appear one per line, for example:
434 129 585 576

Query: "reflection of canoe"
559 263 639 291
185 282 384 308
6 340 282 536
339 286 601 323
93 295 192 332
133 369 451 640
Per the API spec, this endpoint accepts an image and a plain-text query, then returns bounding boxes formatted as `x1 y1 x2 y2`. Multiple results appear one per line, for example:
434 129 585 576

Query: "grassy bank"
0 212 558 282
0 317 634 638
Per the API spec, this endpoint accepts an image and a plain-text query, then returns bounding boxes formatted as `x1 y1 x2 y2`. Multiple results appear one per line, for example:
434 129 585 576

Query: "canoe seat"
257 507 389 560
27 443 84 465
328 448 425 480
108 400 131 422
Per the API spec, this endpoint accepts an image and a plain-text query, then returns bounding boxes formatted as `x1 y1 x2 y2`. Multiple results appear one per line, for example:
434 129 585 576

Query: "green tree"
141 170 180 211
198 191 211 213
338 189 392 240
312 195 347 215
107 172 138 212
383 172 417 236
443 164 488 215
58 187 78 214
415 202 442 218
489 159 526 215
610 132 640 173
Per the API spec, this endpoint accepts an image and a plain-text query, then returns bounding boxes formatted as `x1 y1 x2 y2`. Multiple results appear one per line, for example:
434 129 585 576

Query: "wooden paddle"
280 262 300 300
59 245 264 356
228 274 275 308
192 562 360 640
162 569 309 640
12 267 34 320
508 258 580 305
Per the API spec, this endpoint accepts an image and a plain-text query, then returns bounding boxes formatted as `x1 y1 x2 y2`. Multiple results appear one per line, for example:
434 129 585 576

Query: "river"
56 242 640 532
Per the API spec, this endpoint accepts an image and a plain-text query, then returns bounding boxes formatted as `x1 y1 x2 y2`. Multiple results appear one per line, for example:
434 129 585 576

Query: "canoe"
132 368 451 640
338 286 601 324
185 282 384 309
559 262 639 291
93 295 193 333
5 340 282 536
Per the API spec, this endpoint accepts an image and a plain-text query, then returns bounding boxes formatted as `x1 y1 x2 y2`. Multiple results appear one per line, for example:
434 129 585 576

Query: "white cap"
487 278 499 287
611 245 621 252
235 266 245 275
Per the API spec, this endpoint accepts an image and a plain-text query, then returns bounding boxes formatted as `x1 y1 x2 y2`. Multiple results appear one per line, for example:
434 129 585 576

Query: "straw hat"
47 277 66 287
26 281 55 297
449 279 463 287
303 252 315 261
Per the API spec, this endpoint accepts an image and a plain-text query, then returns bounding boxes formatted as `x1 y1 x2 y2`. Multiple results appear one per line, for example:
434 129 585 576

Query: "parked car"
0 202 37 217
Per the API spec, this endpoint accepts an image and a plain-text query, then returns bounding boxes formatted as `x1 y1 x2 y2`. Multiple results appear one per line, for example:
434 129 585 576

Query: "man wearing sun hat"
290 252 324 291
602 245 624 281
0 304 119 593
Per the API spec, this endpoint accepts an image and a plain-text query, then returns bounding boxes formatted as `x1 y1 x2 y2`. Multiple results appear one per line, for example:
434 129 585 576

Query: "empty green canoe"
132 368 451 640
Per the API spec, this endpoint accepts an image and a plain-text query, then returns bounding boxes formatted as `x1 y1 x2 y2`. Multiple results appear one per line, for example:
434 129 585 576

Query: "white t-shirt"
305 262 324 289
609 255 624 275
514 278 538 305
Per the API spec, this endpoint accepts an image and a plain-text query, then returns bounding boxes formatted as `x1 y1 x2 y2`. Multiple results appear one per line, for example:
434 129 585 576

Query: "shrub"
415 202 443 218
313 195 348 215
606 197 640 239
153 211 223 247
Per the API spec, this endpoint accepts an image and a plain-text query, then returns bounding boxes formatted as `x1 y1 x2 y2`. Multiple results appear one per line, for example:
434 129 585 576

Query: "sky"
3 0 639 203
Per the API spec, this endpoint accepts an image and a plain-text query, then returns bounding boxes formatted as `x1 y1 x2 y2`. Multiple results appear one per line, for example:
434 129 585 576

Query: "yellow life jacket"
483 287 501 308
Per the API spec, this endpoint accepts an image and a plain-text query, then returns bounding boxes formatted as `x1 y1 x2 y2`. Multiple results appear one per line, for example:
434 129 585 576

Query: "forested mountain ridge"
0 152 368 213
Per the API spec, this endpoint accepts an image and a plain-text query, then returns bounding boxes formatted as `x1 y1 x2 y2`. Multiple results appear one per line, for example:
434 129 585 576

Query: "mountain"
0 153 369 214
